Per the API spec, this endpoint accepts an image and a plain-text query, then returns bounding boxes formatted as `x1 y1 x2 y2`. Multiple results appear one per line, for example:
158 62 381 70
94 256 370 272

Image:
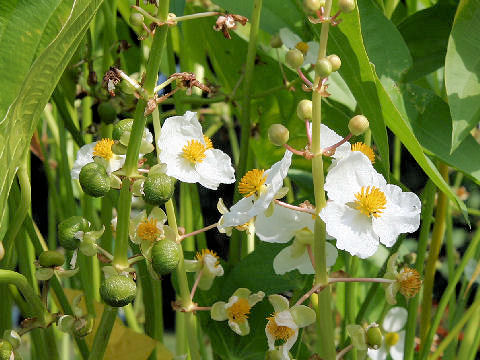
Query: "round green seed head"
297 99 313 121
97 102 117 124
366 325 383 350
100 275 136 307
339 0 356 13
270 34 283 48
38 250 65 268
58 216 89 250
315 57 333 78
129 12 144 27
327 54 342 72
304 0 322 11
268 124 290 146
112 118 134 141
151 239 180 276
143 173 176 206
0 341 12 360
348 115 370 136
285 48 304 69
72 316 95 338
79 162 110 198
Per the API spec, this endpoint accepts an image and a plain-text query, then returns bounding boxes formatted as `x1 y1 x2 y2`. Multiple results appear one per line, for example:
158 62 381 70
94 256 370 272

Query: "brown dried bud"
213 14 248 39
144 97 158 116
103 67 121 96
398 267 422 298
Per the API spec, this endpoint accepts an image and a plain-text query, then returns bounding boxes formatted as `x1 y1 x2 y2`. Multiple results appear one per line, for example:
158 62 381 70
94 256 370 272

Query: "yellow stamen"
93 138 115 160
353 186 387 218
203 135 213 150
397 267 422 298
137 218 161 242
385 332 400 347
351 142 375 163
295 41 309 56
195 249 220 265
227 298 250 324
182 140 206 164
266 314 295 341
239 169 267 198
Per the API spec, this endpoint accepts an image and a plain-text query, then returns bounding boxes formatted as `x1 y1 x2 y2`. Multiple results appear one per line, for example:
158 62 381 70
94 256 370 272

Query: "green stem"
404 180 436 360
457 289 480 359
112 179 132 269
420 163 448 345
88 306 118 360
393 136 401 181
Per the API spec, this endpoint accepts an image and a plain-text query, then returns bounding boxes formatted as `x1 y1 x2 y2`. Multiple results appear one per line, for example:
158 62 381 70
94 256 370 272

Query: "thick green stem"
311 0 336 356
88 306 118 360
113 179 133 269
457 289 480 359
420 163 448 345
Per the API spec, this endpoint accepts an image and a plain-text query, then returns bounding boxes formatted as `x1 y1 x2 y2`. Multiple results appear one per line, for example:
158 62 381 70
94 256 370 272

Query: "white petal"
204 254 224 276
279 28 302 49
265 320 276 350
196 149 235 190
320 202 379 259
383 307 408 332
280 327 298 360
71 143 95 179
273 244 314 275
367 346 388 360
256 204 314 243
304 41 320 65
221 197 255 228
319 124 351 159
275 310 298 329
326 241 339 267
144 128 154 143
106 155 126 175
372 184 421 247
164 155 201 184
389 331 405 360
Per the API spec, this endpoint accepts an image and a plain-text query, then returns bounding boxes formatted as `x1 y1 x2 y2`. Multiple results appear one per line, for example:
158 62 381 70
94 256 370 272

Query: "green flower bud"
0 341 12 360
79 162 110 198
97 102 117 124
348 115 369 136
38 250 65 268
72 316 95 338
143 173 176 206
270 34 283 48
112 118 134 141
327 54 342 72
100 275 136 307
58 216 89 250
151 239 180 276
366 325 383 350
285 48 304 69
315 57 333 78
268 124 290 146
129 12 144 27
339 0 356 13
304 0 322 11
297 99 313 121
57 315 75 333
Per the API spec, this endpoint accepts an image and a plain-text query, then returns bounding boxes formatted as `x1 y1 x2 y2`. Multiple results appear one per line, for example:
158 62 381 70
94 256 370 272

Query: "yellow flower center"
266 315 295 342
295 41 309 55
203 135 213 150
351 142 375 163
397 267 422 298
137 218 161 242
353 186 387 218
182 140 206 164
227 298 251 324
239 169 267 198
93 138 115 160
195 249 220 265
385 332 399 347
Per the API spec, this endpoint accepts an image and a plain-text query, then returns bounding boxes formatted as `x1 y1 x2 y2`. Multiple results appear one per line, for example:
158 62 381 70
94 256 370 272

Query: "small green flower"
210 288 264 336
35 250 79 281
383 253 422 305
184 249 224 291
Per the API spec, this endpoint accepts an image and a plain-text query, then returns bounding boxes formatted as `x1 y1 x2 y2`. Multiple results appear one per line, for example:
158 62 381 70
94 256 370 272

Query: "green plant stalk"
393 136 401 180
58 115 76 218
190 184 208 250
419 227 480 359
430 299 480 360
311 3 335 358
100 127 114 253
420 163 449 345
88 306 118 360
345 256 358 360
124 304 142 333
466 322 480 360
180 182 195 252
113 179 133 269
404 179 436 360
457 289 480 359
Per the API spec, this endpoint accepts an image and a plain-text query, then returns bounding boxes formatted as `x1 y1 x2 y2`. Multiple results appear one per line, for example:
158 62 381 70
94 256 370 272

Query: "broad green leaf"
0 0 104 239
445 0 480 151
398 2 456 81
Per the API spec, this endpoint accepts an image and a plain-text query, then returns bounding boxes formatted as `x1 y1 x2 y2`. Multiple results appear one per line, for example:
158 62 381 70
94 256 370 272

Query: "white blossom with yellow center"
256 204 338 274
222 150 292 228
157 111 235 190
320 152 421 258
71 138 126 179
368 307 407 360
184 249 224 291
279 28 319 66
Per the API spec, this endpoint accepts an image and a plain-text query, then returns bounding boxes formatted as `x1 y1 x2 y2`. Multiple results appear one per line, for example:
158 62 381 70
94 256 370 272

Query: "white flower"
320 152 421 258
256 204 338 274
279 28 319 66
222 150 292 228
157 111 235 190
216 198 254 236
71 139 126 179
184 249 224 290
368 307 407 360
